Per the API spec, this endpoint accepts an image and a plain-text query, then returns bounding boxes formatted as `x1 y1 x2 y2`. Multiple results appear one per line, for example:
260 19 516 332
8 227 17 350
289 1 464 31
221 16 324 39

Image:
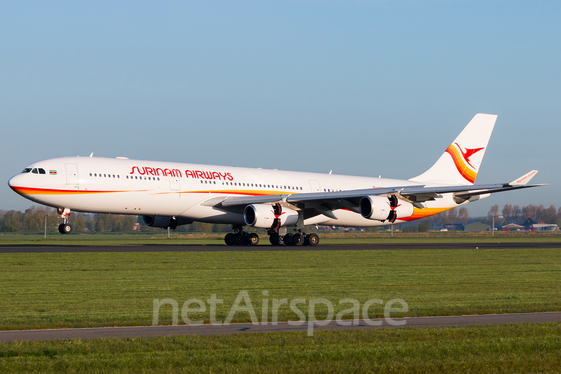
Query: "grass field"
0 246 560 330
1 323 560 373
1 237 560 372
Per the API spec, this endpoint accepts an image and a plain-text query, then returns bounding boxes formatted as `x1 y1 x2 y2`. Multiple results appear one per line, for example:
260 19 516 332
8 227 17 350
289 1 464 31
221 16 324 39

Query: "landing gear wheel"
58 223 72 234
233 233 244 246
247 233 259 246
292 233 305 246
284 233 293 246
270 233 285 246
225 233 235 246
306 233 319 246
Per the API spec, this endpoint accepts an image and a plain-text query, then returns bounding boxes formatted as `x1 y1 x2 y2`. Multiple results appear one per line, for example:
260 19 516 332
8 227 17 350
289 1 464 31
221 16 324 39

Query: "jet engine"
359 195 414 223
142 216 193 229
244 203 299 229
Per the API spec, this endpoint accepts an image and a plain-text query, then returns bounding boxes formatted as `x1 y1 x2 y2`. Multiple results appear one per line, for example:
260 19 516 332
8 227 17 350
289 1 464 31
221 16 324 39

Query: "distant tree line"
396 203 561 232
0 206 232 234
0 207 140 233
486 204 559 226
1 203 560 234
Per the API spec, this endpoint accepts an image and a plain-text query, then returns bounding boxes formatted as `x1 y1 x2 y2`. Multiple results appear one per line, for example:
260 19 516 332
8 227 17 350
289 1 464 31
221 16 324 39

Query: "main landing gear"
57 207 72 234
268 230 319 246
224 226 320 246
224 226 260 246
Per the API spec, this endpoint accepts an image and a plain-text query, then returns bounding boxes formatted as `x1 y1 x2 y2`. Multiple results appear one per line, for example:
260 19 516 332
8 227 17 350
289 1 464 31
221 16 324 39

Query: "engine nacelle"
142 216 193 229
359 195 414 222
244 203 299 229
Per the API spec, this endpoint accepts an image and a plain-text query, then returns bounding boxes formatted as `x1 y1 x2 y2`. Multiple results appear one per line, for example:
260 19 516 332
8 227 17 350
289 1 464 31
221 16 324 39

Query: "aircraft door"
65 163 79 186
170 176 181 191
308 179 321 192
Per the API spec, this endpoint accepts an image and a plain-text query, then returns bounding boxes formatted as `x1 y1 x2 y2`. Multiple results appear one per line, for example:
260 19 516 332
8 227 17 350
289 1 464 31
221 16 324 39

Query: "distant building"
502 223 525 231
532 223 559 232
464 222 491 232
523 218 536 230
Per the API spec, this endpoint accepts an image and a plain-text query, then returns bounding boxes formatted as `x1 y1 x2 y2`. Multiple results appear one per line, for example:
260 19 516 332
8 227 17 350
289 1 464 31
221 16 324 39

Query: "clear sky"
1 1 559 217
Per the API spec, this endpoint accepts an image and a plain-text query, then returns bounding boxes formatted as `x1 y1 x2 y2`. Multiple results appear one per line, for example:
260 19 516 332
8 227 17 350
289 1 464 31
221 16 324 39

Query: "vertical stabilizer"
410 113 497 185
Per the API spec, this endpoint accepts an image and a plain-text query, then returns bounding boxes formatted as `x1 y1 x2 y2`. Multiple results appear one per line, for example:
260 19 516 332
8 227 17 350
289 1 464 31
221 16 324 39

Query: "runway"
1 312 560 342
0 242 560 253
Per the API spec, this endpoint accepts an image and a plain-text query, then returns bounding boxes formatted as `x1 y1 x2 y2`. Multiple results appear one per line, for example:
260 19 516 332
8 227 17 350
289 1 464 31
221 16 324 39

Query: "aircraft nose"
8 174 22 191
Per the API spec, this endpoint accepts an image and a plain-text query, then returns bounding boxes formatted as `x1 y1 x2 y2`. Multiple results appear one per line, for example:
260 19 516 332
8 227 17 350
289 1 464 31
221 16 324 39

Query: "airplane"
8 113 543 246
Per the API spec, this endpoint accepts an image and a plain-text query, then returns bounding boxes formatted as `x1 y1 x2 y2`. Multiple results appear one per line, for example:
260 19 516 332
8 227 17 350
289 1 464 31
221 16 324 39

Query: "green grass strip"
0 248 560 330
0 323 560 373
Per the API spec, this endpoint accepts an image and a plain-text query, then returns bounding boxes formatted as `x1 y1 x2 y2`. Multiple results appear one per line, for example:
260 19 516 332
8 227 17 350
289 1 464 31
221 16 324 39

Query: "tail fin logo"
445 143 484 183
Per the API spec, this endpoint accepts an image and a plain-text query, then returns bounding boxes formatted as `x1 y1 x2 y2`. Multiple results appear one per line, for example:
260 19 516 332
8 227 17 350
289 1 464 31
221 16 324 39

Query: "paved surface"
1 312 560 342
1 242 560 253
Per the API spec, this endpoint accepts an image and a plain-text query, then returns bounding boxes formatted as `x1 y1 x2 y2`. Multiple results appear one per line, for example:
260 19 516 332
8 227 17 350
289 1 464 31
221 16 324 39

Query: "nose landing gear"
57 207 72 234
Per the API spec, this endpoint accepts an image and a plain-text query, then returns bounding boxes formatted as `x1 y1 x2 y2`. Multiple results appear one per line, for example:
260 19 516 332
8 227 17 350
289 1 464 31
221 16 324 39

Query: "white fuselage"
8 156 458 227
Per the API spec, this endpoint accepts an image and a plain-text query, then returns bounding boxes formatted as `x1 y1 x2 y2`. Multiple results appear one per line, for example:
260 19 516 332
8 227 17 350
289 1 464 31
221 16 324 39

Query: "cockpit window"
22 167 47 175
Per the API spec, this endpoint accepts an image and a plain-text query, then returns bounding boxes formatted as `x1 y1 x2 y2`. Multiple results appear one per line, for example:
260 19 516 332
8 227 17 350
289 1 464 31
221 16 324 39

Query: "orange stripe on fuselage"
445 145 477 184
10 186 134 195
13 186 293 198
154 189 294 196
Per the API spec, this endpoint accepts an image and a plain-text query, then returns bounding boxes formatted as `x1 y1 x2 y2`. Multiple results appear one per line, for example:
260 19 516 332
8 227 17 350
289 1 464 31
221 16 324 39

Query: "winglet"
509 170 538 186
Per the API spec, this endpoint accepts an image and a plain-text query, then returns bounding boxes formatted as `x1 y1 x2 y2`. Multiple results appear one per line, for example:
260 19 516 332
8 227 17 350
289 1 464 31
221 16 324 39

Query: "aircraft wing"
212 171 544 218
